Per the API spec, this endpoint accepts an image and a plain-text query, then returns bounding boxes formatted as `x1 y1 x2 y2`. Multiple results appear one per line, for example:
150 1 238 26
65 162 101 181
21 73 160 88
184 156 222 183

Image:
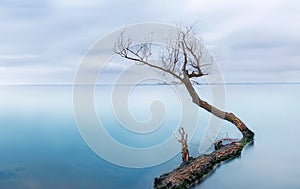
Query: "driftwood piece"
154 133 254 189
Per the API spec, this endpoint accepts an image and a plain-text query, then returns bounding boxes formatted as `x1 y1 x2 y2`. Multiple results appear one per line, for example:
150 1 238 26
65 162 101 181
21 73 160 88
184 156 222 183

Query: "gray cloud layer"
0 0 299 83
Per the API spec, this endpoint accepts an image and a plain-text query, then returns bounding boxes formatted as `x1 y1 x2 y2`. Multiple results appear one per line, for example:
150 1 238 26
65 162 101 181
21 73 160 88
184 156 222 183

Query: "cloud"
50 0 106 7
0 0 299 84
0 54 39 60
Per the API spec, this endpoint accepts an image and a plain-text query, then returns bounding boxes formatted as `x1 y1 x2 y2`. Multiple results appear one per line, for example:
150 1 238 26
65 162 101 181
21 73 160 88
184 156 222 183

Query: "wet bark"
154 141 249 189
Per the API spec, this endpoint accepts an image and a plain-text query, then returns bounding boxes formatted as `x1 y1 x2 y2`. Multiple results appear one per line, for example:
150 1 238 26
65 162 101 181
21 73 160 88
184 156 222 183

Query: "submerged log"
153 133 254 189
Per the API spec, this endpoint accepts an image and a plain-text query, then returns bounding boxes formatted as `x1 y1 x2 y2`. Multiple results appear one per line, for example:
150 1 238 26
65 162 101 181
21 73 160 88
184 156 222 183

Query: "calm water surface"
0 84 299 189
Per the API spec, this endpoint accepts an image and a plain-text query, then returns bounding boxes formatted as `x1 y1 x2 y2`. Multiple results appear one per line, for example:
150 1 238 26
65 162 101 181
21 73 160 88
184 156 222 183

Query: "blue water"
0 84 300 189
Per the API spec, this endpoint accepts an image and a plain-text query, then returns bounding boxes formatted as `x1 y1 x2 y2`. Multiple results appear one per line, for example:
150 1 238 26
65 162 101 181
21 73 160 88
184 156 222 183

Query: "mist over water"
0 84 299 189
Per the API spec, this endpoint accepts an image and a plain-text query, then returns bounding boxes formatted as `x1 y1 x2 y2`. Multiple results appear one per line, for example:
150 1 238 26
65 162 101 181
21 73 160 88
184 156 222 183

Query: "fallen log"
153 133 254 189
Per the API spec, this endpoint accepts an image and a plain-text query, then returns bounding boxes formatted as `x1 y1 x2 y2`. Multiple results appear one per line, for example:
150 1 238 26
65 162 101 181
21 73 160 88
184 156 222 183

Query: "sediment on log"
153 133 254 189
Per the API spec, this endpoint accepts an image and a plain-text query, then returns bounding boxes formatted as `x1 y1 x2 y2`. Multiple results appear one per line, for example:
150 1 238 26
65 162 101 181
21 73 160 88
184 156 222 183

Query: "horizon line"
1 82 300 86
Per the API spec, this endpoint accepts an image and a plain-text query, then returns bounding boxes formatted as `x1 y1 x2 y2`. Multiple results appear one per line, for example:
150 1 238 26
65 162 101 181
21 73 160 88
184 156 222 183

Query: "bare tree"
114 26 254 140
114 26 255 188
173 127 189 162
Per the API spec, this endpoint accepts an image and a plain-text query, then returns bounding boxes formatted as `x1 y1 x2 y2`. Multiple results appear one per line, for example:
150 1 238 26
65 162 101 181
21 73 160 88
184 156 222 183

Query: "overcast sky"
0 0 299 84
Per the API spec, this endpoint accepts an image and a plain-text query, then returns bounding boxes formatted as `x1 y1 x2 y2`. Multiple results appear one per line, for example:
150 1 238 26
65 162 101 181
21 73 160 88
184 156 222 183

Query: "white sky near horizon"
0 0 299 84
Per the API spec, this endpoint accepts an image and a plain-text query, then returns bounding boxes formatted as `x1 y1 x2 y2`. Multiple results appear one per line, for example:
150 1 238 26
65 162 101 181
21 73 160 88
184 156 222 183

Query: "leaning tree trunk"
154 74 254 189
182 74 254 138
